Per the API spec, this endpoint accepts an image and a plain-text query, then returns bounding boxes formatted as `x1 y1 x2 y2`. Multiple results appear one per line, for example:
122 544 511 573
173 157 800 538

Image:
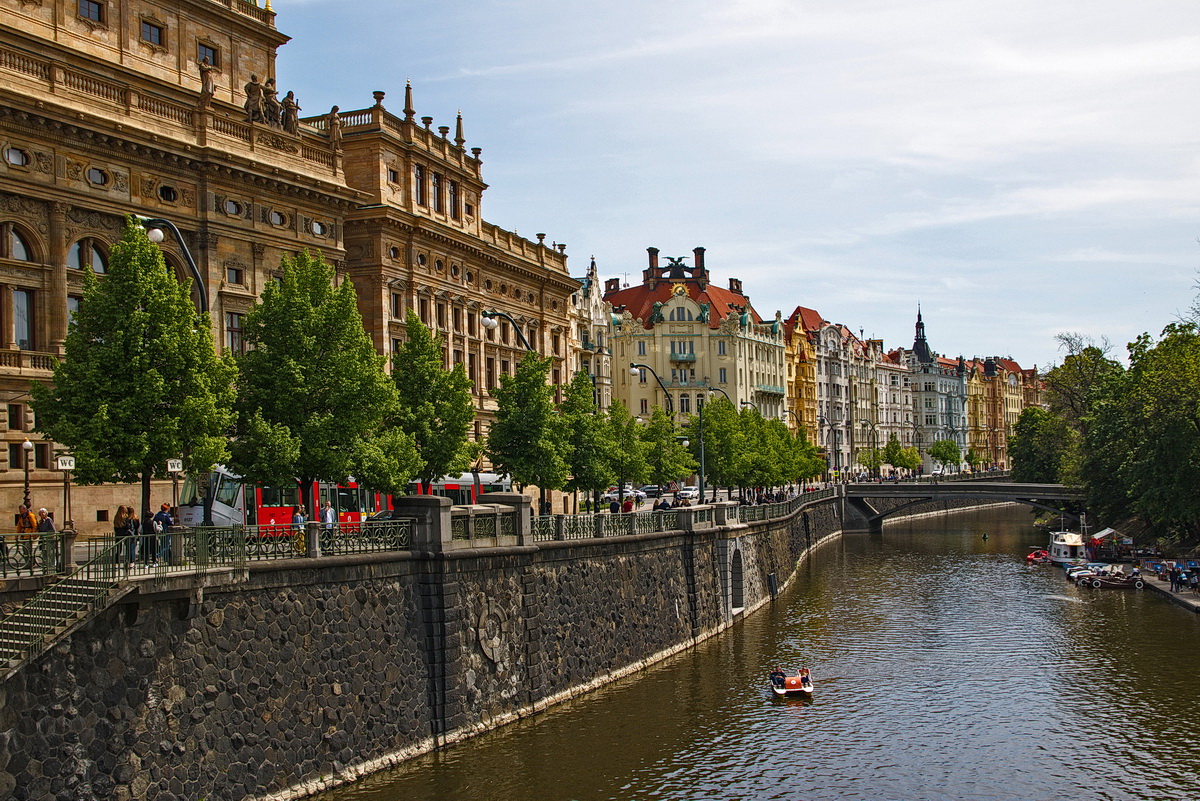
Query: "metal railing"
0 533 64 578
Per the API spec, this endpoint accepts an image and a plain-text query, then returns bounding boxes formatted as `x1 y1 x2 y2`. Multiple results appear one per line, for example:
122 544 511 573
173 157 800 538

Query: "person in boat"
799 668 812 689
769 667 786 688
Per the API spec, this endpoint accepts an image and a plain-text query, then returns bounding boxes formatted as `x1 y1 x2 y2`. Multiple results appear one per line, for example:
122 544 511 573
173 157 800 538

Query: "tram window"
336 487 361 512
178 475 201 505
214 476 240 507
261 485 299 507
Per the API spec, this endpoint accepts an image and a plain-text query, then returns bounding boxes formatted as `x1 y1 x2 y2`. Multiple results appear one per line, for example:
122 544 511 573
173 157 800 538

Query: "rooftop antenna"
622 272 630 288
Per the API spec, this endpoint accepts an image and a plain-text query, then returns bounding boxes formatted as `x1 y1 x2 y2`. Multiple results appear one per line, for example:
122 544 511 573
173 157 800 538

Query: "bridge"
844 481 1086 534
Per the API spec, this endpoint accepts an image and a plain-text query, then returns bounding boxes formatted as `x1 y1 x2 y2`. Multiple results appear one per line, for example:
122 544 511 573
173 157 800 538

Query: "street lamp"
56 452 75 531
629 362 672 414
139 217 208 313
21 437 33 510
709 386 731 402
740 400 758 411
481 309 534 352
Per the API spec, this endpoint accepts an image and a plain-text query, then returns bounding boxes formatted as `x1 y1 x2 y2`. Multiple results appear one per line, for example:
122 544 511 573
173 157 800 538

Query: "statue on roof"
649 301 665 324
263 79 282 127
198 58 216 106
698 302 710 322
281 91 301 135
244 74 266 123
664 256 689 279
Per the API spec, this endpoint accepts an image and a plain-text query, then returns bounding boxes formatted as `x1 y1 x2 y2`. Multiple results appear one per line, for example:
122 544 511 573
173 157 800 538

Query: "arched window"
1 223 34 261
68 238 107 273
669 306 694 322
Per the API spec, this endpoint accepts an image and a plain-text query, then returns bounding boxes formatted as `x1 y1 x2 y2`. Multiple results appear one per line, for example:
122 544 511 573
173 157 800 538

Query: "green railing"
0 533 64 578
0 539 122 667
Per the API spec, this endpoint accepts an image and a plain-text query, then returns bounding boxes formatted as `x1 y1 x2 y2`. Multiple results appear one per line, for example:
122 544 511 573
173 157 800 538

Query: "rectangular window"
500 320 510 345
552 334 561 355
638 368 647 384
198 43 218 68
501 359 510 376
391 338 401 353
35 443 49 469
437 303 446 330
414 165 426 206
638 340 646 356
453 349 463 365
7 404 22 431
453 307 462 332
226 266 244 285
432 173 443 213
468 313 477 337
419 298 430 325
13 289 32 350
7 443 20 471
78 0 103 23
449 181 460 220
141 20 163 46
469 353 479 387
718 341 726 356
67 296 80 330
640 399 648 415
719 367 727 383
387 168 399 184
391 293 402 319
224 312 244 354
679 395 691 414
486 357 496 390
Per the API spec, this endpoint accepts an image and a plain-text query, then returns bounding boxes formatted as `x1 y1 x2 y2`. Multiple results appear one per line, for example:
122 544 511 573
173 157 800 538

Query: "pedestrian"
16 503 36 535
321 501 336 533
36 507 54 532
608 499 619 515
114 505 135 565
130 506 154 564
621 497 633 514
152 503 173 563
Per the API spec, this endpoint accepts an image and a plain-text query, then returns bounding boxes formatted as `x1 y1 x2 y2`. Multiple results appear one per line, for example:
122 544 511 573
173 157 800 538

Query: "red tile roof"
604 279 761 330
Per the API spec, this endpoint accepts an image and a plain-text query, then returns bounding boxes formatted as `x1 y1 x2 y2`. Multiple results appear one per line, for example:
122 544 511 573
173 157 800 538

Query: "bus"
177 466 512 527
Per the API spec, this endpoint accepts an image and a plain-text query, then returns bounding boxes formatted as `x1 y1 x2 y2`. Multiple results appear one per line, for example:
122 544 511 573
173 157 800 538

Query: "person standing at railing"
152 503 173 565
321 502 336 537
114 506 136 567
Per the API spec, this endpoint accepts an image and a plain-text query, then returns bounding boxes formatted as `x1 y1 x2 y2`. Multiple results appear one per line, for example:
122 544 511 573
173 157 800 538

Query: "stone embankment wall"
0 493 851 801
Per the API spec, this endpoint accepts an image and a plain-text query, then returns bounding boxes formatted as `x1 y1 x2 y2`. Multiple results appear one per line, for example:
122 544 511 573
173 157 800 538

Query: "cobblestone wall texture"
0 495 870 801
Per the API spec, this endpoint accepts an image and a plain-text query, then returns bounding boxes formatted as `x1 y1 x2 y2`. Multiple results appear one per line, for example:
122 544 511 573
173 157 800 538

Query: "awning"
1091 527 1117 540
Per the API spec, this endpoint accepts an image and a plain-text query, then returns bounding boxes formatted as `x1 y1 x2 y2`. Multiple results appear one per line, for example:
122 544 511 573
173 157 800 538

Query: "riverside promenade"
1140 571 1200 612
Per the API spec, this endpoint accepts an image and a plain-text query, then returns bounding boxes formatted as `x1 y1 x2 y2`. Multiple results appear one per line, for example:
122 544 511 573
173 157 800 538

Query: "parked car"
601 486 646 503
639 485 662 498
676 486 700 501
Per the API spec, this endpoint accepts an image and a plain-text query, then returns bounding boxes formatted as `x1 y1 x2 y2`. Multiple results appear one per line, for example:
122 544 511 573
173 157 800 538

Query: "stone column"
1 284 14 349
480 492 531 544
389 495 452 551
47 202 68 355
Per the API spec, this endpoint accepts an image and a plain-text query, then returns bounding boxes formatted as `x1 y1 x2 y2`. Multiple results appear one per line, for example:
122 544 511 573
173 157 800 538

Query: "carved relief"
140 176 158 197
64 159 83 182
0 193 44 217
112 172 128 192
33 153 51 174
65 208 119 232
251 243 266 258
258 133 298 154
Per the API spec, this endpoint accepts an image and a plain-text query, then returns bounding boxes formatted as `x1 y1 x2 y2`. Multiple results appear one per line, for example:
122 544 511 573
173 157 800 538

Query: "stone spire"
912 305 933 364
403 80 415 122
454 111 465 147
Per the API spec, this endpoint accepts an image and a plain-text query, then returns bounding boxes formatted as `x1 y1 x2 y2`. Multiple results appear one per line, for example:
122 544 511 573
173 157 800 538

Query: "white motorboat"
1048 530 1086 566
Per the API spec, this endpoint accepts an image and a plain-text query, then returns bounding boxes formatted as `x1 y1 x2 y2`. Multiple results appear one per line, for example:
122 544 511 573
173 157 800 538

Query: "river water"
317 507 1200 801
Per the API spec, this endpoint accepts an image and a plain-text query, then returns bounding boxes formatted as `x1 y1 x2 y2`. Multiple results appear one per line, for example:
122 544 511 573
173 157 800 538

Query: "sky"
273 0 1200 370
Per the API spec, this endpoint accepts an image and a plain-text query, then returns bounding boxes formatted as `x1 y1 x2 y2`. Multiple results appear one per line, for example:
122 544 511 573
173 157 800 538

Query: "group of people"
114 503 174 566
1166 564 1198 593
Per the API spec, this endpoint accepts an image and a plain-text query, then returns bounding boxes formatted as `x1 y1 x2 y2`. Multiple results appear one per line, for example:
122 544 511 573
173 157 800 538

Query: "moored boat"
1026 548 1050 564
1048 531 1086 566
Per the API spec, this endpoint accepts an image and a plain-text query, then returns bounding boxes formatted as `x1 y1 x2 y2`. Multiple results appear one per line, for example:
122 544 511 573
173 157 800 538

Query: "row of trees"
1010 325 1200 544
32 221 825 522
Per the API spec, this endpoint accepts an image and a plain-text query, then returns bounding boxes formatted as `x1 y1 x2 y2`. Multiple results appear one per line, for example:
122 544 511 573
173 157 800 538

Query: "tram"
177 466 511 527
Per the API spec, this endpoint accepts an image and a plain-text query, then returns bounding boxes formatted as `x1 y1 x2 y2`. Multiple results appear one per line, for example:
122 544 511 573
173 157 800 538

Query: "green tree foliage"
738 407 778 489
642 405 697 488
1009 407 1073 483
858 447 885 476
392 310 475 491
605 398 649 496
561 370 615 500
1044 333 1121 437
897 446 923 472
927 439 961 469
33 219 236 522
964 448 982 473
1084 324 1200 539
487 351 568 511
696 397 743 489
882 434 906 469
232 251 418 504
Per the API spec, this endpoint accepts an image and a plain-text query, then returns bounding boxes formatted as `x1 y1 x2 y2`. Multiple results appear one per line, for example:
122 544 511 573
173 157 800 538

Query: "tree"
642 405 696 489
858 448 885 477
232 251 418 506
1009 407 1073 484
560 370 615 508
696 397 744 491
392 310 475 492
964 448 982 473
33 219 237 526
605 398 649 500
1044 333 1120 437
927 439 961 470
883 434 906 470
897 446 923 473
487 351 568 513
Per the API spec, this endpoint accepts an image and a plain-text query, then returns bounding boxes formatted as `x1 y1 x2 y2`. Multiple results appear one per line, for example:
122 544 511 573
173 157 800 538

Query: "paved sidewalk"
1140 573 1200 613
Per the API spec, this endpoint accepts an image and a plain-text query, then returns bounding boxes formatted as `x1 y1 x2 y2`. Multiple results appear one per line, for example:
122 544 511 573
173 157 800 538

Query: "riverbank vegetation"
1011 319 1200 550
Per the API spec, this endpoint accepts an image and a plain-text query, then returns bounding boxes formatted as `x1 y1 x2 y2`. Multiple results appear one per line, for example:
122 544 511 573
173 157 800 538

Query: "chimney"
729 277 742 294
647 247 659 271
604 277 621 294
693 246 706 273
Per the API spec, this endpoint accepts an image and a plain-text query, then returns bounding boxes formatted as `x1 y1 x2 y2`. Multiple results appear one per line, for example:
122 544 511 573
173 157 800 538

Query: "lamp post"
740 400 758 411
861 419 879 478
817 415 830 481
139 217 208 313
709 386 731 402
481 309 535 352
629 362 672 414
21 438 33 510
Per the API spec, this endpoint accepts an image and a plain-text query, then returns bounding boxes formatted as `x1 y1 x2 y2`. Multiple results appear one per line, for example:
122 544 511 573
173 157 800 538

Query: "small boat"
769 668 813 697
1026 548 1050 564
1079 573 1145 590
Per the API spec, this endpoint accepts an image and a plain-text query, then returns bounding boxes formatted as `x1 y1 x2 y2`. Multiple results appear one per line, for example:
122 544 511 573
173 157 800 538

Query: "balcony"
0 349 57 377
755 384 786 396
664 379 710 389
669 352 697 363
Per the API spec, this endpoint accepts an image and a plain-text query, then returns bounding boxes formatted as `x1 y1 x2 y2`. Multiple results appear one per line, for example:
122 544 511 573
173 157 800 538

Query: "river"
316 506 1200 801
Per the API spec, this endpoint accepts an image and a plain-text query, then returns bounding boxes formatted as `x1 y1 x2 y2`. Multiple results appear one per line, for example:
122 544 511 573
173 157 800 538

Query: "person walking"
114 505 135 566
